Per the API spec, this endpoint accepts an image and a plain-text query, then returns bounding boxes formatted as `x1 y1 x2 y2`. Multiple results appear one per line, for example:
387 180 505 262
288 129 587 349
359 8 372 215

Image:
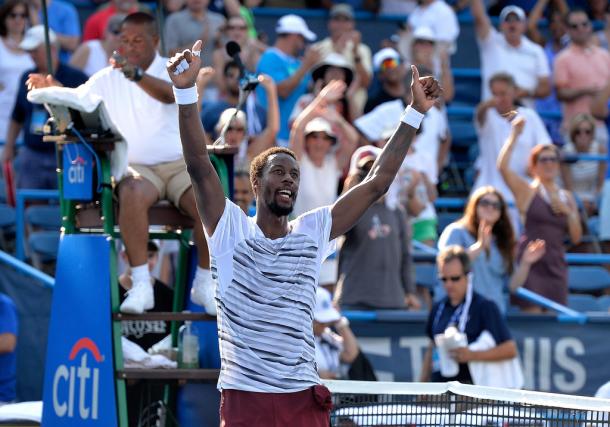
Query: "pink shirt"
554 44 610 127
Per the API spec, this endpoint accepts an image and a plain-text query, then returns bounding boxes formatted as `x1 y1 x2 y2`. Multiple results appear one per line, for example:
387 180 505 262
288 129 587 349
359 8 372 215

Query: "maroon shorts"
220 384 332 427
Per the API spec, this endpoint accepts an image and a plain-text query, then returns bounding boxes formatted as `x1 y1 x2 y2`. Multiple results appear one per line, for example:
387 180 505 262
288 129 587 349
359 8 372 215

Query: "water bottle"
178 321 199 369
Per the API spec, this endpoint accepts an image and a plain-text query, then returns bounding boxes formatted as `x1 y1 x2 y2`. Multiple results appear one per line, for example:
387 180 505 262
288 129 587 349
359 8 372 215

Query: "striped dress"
207 200 335 392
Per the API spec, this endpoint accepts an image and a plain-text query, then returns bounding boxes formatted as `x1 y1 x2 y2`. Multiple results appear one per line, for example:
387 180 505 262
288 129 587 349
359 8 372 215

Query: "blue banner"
42 235 117 426
62 144 93 201
350 314 610 396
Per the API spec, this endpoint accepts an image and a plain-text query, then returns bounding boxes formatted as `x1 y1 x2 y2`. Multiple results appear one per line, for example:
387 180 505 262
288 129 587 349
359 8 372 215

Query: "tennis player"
166 39 441 426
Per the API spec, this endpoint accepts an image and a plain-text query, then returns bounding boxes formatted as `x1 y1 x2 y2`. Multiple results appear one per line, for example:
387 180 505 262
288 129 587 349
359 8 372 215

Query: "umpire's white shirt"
80 53 182 166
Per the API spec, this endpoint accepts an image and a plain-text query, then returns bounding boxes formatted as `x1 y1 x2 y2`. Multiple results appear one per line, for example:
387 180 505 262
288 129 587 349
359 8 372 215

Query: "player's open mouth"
277 189 293 202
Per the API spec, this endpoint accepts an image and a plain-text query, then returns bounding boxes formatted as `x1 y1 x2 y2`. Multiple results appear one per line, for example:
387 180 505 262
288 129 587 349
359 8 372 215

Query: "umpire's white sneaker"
120 281 154 314
191 269 217 315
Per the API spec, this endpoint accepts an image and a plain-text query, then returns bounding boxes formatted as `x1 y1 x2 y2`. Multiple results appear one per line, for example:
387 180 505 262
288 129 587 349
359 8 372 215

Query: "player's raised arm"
167 40 226 236
329 65 441 240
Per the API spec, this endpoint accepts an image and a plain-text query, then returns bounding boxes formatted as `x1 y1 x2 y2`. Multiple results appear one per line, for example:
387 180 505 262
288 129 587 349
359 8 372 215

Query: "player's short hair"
437 245 471 275
122 11 158 36
489 72 516 88
249 147 297 188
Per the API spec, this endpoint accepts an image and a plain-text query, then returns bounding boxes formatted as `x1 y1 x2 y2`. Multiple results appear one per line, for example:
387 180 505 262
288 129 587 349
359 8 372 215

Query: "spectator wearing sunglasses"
560 113 607 216
70 14 125 77
212 15 266 90
438 187 516 313
420 245 519 384
554 9 610 146
364 47 406 113
499 116 582 312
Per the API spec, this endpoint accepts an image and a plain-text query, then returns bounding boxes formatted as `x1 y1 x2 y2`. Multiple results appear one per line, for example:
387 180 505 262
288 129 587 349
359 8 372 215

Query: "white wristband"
173 85 198 105
401 105 425 129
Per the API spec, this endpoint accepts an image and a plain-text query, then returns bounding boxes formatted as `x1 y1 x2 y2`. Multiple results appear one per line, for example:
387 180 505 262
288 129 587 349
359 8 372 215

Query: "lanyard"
432 300 464 334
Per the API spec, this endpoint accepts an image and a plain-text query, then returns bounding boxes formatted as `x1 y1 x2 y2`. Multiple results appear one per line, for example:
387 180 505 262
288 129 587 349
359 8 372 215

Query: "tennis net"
324 380 610 426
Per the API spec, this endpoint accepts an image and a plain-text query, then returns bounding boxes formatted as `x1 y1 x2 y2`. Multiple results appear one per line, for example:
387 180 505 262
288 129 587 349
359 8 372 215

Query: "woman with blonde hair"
499 116 581 311
560 112 607 216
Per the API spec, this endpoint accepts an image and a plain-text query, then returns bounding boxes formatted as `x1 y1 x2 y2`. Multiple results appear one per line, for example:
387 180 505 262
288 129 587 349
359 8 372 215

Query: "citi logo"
67 161 86 184
52 337 103 420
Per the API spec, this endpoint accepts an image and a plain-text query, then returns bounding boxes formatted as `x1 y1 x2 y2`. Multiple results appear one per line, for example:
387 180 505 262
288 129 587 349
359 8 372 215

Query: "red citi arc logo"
52 337 103 420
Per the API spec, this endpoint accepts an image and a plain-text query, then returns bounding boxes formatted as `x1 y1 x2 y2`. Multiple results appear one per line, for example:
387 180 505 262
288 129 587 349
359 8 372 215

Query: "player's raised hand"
167 40 202 89
410 65 442 113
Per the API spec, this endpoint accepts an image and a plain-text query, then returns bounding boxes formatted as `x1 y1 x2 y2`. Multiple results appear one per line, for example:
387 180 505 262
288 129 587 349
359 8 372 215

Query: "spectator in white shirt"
470 0 551 108
474 73 551 228
408 0 460 54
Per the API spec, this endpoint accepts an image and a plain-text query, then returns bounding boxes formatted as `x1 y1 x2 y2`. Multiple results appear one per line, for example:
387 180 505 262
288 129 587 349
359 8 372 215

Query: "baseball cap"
413 26 436 43
311 53 354 86
276 14 317 41
314 287 341 323
305 117 337 142
499 5 526 23
20 25 57 51
349 145 382 174
373 47 400 71
329 3 354 20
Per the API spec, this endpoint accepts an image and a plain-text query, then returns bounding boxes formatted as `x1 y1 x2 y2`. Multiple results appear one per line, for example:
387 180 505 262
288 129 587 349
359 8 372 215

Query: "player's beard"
267 199 293 217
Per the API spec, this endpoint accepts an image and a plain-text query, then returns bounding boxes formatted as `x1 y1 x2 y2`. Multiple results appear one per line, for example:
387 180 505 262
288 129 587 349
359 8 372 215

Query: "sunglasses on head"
478 198 502 210
569 21 590 29
537 155 559 164
380 57 399 72
439 274 464 283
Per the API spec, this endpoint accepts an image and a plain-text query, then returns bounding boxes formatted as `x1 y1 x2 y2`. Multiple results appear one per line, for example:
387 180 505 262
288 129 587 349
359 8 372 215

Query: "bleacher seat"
597 295 610 311
567 294 601 312
437 212 462 234
0 204 16 250
28 231 60 270
567 266 610 293
25 205 62 231
415 263 438 290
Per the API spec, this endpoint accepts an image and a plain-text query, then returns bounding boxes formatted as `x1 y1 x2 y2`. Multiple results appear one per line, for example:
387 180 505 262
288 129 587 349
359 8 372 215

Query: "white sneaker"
191 273 217 315
120 281 154 314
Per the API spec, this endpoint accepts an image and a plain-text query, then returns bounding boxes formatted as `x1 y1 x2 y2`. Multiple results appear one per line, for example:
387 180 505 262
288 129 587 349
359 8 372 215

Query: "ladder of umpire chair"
53 135 234 427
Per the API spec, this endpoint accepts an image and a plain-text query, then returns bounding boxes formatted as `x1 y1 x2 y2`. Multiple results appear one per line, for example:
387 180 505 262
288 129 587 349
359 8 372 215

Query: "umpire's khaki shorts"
122 158 191 207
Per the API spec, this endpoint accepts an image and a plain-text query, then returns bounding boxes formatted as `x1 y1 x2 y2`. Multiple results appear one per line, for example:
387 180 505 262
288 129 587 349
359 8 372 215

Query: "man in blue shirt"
29 0 81 62
1 26 88 190
0 294 18 403
256 14 321 146
420 245 518 384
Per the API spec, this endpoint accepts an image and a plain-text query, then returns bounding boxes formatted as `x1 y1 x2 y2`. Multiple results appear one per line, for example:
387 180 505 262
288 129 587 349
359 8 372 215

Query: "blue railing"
0 250 54 288
15 189 60 261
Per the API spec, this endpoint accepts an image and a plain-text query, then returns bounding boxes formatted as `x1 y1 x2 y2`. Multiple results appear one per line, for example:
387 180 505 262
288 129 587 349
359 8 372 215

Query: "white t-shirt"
315 329 343 377
81 54 182 165
478 29 550 108
82 40 109 77
293 153 341 217
0 39 33 139
354 100 447 183
408 0 460 50
207 200 336 392
473 106 551 202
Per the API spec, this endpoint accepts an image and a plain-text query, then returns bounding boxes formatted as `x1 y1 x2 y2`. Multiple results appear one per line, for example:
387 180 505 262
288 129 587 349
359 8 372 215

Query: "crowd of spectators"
1 0 610 394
